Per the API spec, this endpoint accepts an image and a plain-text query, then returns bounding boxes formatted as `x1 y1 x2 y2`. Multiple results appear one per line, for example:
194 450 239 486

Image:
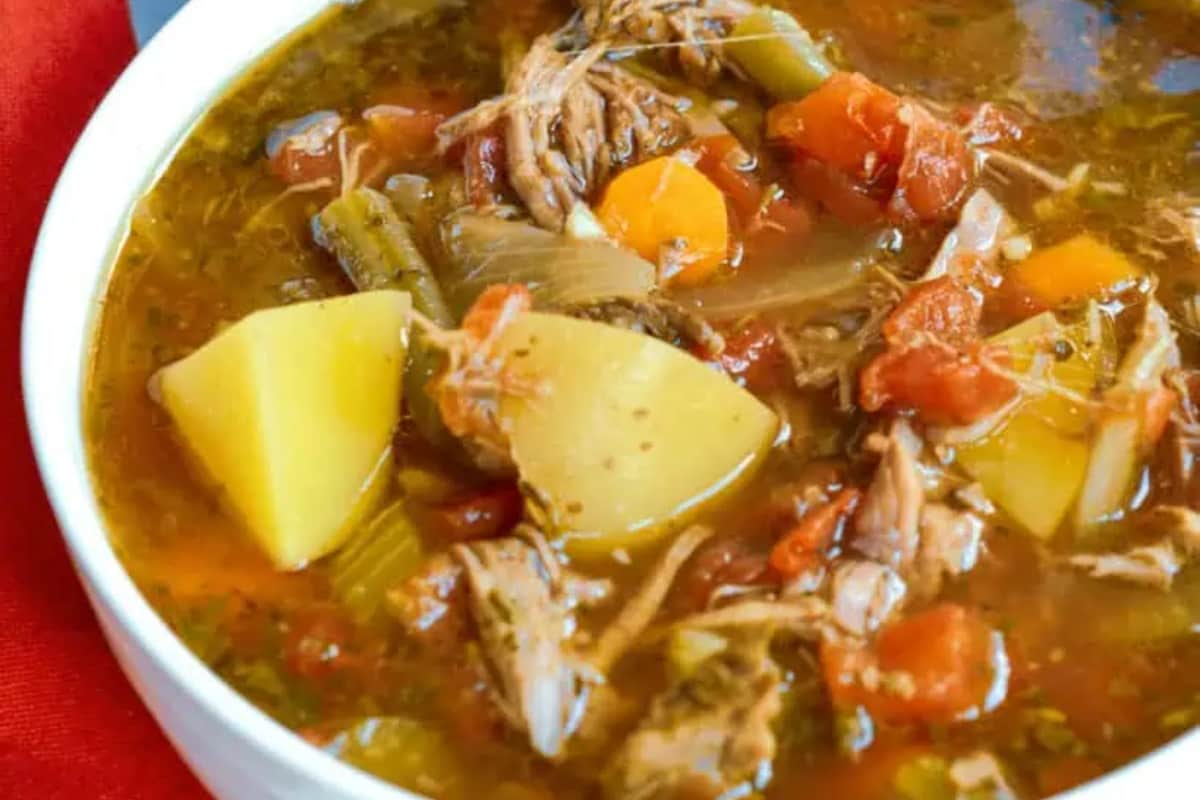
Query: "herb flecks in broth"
89 0 1200 798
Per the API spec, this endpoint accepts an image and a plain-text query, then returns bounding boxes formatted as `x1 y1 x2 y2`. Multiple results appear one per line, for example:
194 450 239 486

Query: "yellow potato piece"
496 313 778 554
154 291 410 568
955 312 1111 539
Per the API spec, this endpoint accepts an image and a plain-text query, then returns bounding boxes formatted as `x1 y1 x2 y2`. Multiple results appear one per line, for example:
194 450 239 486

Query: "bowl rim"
19 0 1200 798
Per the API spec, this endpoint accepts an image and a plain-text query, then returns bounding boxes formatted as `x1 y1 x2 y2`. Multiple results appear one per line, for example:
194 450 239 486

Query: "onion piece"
672 225 887 319
439 212 656 314
1075 300 1180 532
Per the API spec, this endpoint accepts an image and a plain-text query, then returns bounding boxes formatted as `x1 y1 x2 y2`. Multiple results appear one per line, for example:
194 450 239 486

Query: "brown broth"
87 0 1200 797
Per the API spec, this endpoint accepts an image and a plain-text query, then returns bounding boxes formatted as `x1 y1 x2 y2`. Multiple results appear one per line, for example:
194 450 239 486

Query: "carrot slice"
596 156 730 286
1005 234 1142 309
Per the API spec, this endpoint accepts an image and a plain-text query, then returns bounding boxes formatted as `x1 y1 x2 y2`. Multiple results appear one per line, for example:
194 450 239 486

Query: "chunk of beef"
580 0 757 85
453 530 610 758
829 560 907 637
775 281 899 411
853 420 925 571
604 637 781 800
566 296 725 353
1068 505 1200 591
438 35 689 231
913 503 984 600
385 553 467 650
1067 542 1182 591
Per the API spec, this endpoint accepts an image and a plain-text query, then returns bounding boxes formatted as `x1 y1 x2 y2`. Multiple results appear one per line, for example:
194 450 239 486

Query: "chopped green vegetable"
323 716 461 793
729 8 835 99
666 628 728 678
893 755 956 800
331 500 425 623
1087 572 1200 644
313 187 453 325
313 187 457 453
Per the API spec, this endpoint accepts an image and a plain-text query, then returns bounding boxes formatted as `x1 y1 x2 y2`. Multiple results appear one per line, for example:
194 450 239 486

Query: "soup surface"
88 0 1200 797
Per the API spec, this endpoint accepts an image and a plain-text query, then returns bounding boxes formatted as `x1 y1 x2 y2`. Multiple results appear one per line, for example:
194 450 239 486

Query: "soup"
87 0 1200 797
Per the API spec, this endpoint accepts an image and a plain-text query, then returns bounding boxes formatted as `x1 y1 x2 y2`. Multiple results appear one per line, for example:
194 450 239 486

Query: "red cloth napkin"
0 1 209 797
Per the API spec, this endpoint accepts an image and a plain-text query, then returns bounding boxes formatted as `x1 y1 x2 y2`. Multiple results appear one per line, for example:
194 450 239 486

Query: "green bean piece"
728 8 835 100
314 187 454 326
314 187 458 454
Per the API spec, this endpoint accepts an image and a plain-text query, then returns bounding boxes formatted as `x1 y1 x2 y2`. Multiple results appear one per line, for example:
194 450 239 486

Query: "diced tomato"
790 157 886 225
674 534 773 612
424 483 523 543
691 134 763 221
888 104 973 223
364 106 446 160
882 276 981 348
363 83 470 163
464 123 508 208
266 110 346 186
768 73 906 182
770 73 974 224
746 191 815 256
693 318 787 393
461 284 533 341
689 134 814 255
861 276 1017 425
859 341 1018 426
821 604 1004 724
283 607 361 682
769 488 861 578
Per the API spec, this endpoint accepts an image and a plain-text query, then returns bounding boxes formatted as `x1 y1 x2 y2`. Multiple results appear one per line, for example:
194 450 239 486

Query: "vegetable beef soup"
87 0 1200 797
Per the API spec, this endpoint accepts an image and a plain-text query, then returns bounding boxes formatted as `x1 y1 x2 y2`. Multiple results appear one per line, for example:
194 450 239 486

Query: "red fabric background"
0 1 209 797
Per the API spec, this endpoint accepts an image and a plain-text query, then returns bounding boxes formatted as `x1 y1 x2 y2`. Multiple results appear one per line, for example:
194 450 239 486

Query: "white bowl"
20 1 1200 798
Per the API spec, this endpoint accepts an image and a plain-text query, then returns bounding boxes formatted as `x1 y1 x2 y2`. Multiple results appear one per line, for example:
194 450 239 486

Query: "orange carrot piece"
596 156 730 286
1007 234 1142 309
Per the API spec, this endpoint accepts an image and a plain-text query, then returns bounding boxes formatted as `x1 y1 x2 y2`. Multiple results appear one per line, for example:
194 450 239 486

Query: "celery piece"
331 500 425 623
666 628 728 678
324 716 460 793
729 9 834 100
893 756 956 800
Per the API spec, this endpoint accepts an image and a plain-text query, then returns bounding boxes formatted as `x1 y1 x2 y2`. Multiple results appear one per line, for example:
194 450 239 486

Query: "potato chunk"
495 313 778 553
955 312 1111 538
154 291 410 568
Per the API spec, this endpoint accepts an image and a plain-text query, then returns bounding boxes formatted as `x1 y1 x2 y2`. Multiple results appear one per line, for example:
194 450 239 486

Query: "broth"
87 1 1200 797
